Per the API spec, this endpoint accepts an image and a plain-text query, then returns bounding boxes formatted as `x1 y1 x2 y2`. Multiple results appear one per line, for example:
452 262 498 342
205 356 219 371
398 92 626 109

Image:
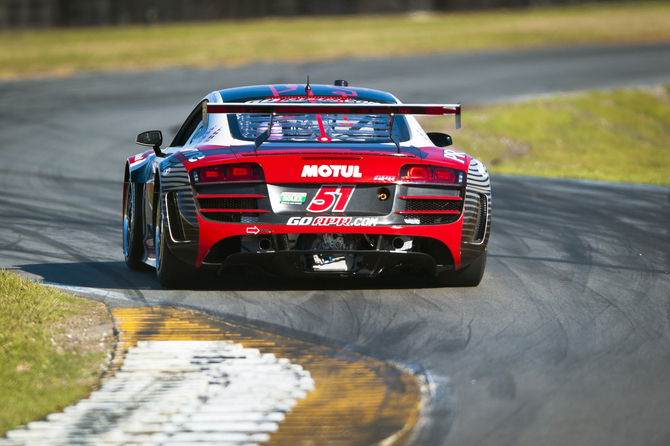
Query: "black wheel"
123 182 145 270
433 251 487 287
155 195 197 288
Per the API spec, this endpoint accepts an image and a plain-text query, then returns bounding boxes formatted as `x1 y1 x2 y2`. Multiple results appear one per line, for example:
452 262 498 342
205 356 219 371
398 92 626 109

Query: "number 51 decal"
307 185 355 213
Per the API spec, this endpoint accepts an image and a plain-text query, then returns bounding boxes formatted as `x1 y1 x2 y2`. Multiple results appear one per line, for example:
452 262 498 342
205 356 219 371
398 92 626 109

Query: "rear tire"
155 194 198 288
123 182 145 270
434 251 487 287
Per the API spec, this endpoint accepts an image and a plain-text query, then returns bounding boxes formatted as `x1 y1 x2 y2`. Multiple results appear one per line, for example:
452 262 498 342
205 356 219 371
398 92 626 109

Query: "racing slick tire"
123 182 145 270
155 195 199 288
434 251 487 287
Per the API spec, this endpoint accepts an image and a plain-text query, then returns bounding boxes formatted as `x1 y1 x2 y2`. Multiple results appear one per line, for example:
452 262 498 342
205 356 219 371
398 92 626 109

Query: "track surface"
2 42 670 445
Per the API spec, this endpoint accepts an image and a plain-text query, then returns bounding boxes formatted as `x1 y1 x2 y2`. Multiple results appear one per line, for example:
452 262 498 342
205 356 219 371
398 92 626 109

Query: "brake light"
202 166 224 181
406 166 430 179
433 168 456 182
231 166 248 176
400 164 464 185
192 163 265 183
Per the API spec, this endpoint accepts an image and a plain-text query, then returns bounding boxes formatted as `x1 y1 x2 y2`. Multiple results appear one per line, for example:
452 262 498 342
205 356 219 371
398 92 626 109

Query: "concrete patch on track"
41 281 147 302
2 307 423 446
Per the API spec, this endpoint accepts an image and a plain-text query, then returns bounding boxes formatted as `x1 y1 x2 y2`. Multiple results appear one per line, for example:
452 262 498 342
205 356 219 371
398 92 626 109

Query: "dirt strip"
113 307 422 446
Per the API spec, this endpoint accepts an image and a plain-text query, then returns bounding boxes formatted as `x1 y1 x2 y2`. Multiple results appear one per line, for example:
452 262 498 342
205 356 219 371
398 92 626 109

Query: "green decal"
280 192 307 205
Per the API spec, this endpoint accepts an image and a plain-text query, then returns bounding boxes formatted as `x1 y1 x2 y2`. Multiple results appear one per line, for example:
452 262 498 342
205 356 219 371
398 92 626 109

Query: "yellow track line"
113 307 420 446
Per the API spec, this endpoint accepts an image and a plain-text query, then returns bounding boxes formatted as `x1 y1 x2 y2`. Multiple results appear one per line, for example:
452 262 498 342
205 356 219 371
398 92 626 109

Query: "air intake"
473 193 488 243
166 192 186 241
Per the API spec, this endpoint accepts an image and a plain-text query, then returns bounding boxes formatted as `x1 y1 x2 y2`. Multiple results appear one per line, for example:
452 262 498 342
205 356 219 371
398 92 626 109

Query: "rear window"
227 98 410 144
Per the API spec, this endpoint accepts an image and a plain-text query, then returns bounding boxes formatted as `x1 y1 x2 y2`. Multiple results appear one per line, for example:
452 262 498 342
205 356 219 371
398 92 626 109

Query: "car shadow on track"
18 261 440 292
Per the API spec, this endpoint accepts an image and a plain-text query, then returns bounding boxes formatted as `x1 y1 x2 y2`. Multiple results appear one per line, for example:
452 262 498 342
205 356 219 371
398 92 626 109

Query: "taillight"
201 166 224 181
400 164 464 185
406 166 430 180
192 163 265 184
433 168 456 182
230 166 248 176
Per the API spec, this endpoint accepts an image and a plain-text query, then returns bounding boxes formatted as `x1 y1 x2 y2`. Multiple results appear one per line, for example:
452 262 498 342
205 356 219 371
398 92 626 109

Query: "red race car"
123 81 491 288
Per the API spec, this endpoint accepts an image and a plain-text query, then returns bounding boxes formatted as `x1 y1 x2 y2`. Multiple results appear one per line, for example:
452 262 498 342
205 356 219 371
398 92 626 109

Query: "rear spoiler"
204 102 461 153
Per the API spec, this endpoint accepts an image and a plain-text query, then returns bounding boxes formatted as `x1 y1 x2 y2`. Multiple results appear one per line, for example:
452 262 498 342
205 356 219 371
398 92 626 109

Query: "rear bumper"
207 250 449 278
195 217 465 269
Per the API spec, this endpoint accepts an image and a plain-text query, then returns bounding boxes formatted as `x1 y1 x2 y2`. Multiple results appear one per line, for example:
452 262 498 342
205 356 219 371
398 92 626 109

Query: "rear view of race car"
123 81 491 288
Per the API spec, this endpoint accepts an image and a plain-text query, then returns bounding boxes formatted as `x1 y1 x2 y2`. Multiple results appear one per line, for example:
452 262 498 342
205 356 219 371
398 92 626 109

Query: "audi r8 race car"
123 81 491 288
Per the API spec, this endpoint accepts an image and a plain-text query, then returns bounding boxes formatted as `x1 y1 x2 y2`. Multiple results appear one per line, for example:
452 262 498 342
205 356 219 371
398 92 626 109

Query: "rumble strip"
1 307 421 446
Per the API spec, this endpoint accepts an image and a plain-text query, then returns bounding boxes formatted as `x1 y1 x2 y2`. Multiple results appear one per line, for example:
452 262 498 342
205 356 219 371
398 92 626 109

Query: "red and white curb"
1 341 314 446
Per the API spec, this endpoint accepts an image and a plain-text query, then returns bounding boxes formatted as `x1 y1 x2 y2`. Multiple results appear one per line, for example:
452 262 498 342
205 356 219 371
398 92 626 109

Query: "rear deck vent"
200 212 260 223
197 196 261 224
405 199 461 212
198 197 258 210
401 197 463 225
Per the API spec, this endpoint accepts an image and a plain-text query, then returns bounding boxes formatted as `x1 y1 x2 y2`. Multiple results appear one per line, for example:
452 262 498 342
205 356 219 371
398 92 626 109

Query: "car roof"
217 84 399 104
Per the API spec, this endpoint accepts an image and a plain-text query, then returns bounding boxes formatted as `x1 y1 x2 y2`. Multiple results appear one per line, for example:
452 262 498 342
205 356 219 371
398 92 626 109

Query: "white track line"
41 282 143 302
1 341 314 446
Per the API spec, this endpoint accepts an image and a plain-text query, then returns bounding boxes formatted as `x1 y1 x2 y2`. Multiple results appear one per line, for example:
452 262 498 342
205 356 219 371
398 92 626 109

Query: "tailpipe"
258 238 273 251
392 237 405 250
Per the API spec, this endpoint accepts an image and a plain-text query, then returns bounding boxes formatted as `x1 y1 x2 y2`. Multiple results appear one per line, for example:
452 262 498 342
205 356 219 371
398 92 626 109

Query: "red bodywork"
181 149 472 269
125 85 490 282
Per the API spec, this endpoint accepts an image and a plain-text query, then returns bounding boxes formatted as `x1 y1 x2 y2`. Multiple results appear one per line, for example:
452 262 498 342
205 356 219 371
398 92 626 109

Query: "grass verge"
421 85 670 186
1 2 669 79
0 270 114 435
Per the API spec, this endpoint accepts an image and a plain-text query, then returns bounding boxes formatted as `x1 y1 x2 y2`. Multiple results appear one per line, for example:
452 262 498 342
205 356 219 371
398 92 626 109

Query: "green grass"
1 2 669 78
421 86 670 185
0 270 110 435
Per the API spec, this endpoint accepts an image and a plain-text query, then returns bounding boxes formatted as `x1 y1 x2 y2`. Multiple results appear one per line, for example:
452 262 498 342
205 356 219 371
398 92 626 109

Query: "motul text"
301 165 362 178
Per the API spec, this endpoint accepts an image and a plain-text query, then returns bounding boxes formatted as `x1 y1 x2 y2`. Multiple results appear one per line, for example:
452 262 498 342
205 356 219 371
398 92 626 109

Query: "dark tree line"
0 0 650 29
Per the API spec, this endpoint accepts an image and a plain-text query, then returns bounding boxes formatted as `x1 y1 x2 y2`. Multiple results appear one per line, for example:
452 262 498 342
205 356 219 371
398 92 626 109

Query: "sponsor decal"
307 185 355 213
202 127 223 143
129 152 149 168
280 192 307 205
301 165 362 178
443 149 466 164
373 175 395 181
183 149 206 163
287 216 379 227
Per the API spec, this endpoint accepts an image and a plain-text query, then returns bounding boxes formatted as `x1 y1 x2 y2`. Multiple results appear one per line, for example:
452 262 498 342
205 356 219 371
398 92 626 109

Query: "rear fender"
125 151 158 266
128 151 155 183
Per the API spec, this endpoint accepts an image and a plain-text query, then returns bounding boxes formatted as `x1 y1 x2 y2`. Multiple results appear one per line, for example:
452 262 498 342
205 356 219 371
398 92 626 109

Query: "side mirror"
136 130 164 157
427 132 453 147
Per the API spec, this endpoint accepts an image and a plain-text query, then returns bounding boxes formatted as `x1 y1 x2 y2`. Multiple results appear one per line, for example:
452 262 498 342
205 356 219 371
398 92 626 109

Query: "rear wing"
204 102 461 153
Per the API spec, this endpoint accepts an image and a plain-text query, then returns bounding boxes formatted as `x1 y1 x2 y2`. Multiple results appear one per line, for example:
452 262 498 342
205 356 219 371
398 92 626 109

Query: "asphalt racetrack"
1 42 670 445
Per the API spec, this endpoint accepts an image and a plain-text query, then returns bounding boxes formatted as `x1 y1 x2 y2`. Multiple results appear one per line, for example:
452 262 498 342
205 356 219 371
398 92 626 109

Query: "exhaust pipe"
392 237 405 250
258 238 273 251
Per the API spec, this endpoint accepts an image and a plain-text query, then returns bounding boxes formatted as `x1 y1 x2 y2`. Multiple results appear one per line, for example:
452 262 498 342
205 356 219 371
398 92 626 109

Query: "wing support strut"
254 113 276 153
388 113 402 154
